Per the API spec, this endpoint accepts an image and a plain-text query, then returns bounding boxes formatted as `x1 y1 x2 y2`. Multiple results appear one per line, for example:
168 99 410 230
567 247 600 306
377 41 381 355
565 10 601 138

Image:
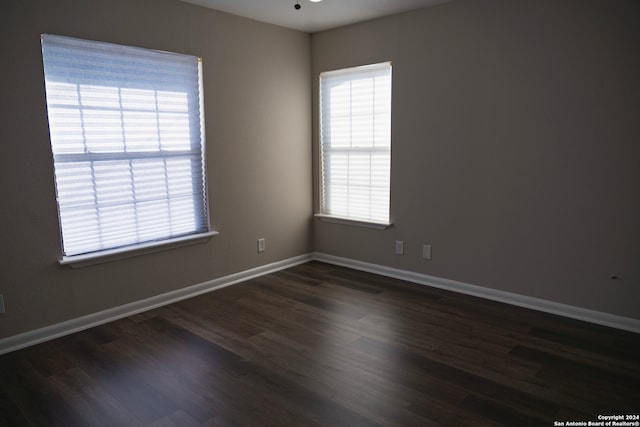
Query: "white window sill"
59 231 219 268
314 214 392 230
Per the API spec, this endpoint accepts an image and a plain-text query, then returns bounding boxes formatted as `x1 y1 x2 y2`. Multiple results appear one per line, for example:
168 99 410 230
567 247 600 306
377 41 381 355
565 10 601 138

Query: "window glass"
319 62 392 225
41 34 210 259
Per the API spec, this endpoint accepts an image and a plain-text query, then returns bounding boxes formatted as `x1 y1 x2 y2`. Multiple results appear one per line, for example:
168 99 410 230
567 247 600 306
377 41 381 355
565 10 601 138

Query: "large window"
41 34 213 264
318 62 392 226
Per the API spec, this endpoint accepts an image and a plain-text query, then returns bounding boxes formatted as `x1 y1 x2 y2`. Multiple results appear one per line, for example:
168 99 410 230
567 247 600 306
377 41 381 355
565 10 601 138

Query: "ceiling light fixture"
294 0 322 10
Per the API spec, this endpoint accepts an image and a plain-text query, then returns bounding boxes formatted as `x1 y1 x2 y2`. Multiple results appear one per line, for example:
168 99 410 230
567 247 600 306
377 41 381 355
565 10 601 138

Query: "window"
318 62 392 227
41 34 214 265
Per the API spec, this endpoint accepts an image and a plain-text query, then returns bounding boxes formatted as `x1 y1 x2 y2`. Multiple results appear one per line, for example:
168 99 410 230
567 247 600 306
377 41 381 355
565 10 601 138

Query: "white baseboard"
311 252 640 334
0 254 312 355
2 251 637 356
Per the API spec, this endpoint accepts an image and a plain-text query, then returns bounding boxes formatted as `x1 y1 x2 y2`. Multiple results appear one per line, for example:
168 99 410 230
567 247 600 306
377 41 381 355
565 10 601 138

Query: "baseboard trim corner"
0 254 312 355
311 252 640 334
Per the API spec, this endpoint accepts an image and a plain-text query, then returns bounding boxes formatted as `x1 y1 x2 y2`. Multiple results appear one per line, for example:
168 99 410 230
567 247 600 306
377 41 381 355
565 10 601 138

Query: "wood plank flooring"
1 261 639 426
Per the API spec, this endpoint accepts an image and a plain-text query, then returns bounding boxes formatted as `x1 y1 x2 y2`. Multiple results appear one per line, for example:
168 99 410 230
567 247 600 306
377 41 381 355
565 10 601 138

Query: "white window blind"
41 34 210 259
319 62 392 225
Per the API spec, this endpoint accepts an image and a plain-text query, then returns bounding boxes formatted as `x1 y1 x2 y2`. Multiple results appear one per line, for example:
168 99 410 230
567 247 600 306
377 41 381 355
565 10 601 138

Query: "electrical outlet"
395 240 404 255
257 238 266 253
0 294 5 314
422 244 432 260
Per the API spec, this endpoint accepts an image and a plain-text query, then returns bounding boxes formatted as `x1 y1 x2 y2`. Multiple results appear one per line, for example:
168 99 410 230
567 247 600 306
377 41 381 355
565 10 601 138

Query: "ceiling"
178 0 452 33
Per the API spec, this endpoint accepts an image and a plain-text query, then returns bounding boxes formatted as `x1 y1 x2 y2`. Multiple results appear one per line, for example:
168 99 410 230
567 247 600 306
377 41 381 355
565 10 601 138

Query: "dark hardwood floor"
1 261 639 426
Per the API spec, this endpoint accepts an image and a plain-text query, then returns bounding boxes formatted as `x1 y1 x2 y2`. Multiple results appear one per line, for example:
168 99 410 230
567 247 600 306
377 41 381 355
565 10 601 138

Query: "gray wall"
0 0 312 338
1 0 639 341
312 0 640 319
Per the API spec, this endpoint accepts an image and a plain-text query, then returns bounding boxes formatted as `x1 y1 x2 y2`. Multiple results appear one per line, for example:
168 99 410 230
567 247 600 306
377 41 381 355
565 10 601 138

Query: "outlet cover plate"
422 244 432 260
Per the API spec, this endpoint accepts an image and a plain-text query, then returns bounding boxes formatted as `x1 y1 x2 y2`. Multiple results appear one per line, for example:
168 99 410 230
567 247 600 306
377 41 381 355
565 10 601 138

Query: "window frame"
41 34 216 267
316 61 393 229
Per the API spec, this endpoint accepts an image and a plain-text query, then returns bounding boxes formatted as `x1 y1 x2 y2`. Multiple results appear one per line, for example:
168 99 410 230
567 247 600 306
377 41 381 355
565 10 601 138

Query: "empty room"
0 0 639 425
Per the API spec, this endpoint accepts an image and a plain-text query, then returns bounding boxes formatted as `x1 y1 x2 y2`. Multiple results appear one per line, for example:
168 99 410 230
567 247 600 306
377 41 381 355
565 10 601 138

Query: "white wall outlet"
257 238 266 253
0 294 5 314
422 244 432 260
395 240 404 255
